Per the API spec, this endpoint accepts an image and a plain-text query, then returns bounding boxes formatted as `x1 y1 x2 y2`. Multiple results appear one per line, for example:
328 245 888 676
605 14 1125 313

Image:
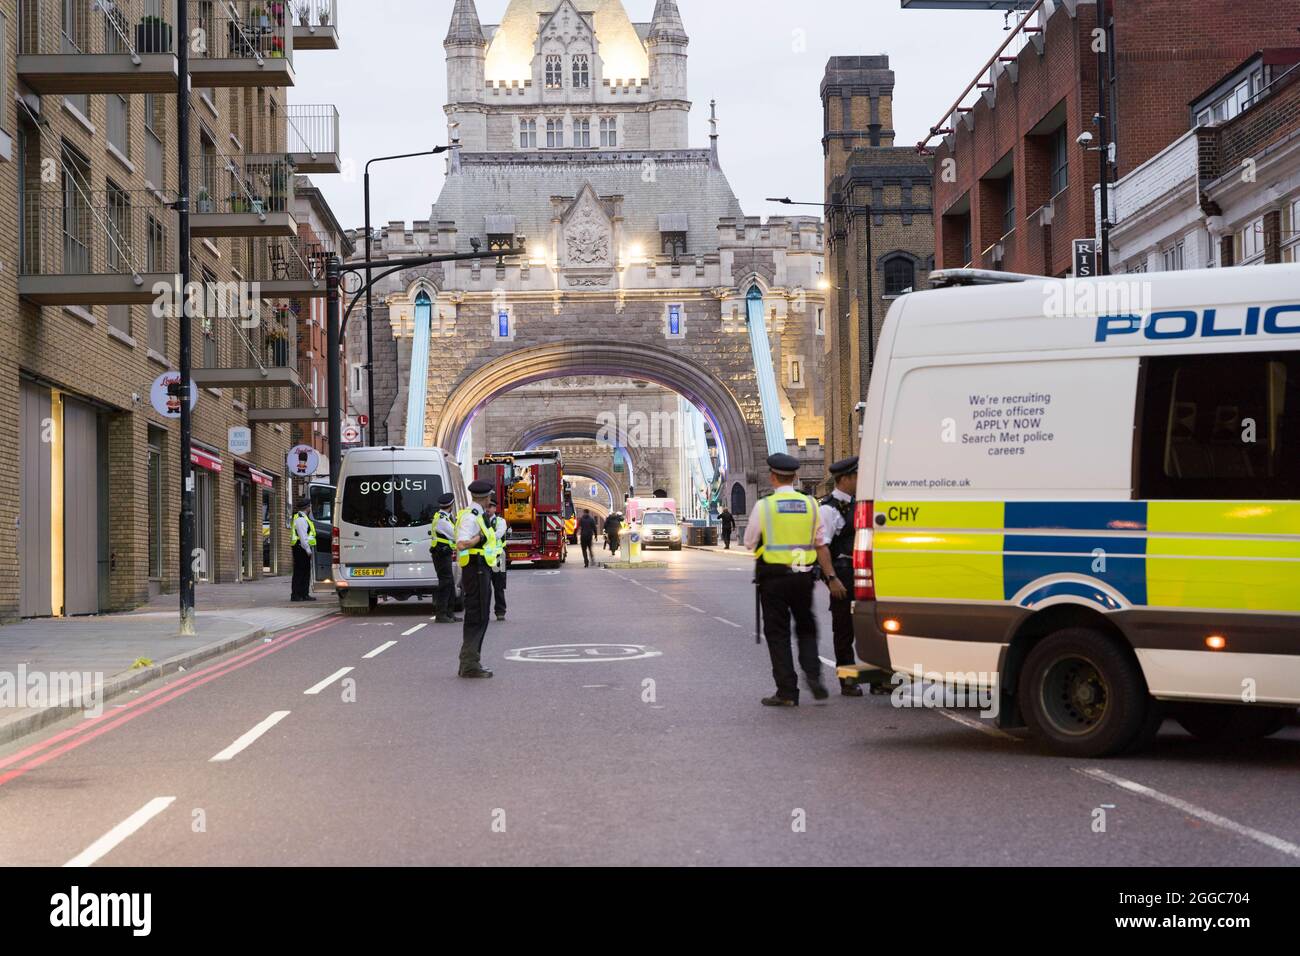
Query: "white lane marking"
643 587 660 594
303 667 354 696
210 711 292 763
681 604 706 613
936 708 1019 741
64 796 176 868
401 623 428 637
714 617 742 628
364 641 398 659
1077 768 1300 861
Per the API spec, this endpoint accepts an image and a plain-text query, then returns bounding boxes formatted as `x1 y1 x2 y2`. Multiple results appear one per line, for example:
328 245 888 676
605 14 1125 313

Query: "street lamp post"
1096 0 1112 275
176 0 196 636
363 147 452 446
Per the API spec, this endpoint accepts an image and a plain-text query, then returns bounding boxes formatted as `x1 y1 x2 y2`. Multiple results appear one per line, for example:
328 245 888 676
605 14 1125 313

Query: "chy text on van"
1096 304 1300 342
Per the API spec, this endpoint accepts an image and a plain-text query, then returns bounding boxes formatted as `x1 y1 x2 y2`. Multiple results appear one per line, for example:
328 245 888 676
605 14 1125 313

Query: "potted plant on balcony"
136 14 172 53
269 1 286 27
265 327 289 367
295 2 311 27
270 35 286 58
319 6 330 26
196 187 215 214
231 194 251 214
251 5 269 28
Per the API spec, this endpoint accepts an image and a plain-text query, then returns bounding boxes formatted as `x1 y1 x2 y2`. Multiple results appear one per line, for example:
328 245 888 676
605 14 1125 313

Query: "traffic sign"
342 424 362 444
358 414 369 427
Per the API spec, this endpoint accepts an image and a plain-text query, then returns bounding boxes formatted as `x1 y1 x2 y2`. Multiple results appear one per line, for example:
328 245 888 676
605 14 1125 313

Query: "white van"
851 264 1300 756
332 447 469 613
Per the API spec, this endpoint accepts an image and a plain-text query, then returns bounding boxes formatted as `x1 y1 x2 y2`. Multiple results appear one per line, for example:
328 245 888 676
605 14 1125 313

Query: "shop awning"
249 468 276 489
191 448 223 473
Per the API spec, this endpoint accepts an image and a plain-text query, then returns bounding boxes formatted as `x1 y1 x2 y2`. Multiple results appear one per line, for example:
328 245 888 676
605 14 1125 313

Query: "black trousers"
459 558 492 671
580 536 595 565
432 545 455 617
830 562 855 668
291 545 312 599
722 528 733 549
607 531 620 555
758 568 822 701
491 568 507 617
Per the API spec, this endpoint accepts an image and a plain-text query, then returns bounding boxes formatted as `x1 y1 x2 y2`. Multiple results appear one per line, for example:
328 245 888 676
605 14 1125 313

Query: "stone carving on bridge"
559 184 616 294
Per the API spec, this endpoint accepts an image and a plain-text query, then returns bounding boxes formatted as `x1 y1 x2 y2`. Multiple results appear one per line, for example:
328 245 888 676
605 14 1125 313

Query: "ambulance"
851 264 1300 756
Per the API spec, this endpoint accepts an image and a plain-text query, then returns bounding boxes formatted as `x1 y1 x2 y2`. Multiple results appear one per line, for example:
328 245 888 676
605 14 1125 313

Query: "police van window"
309 485 333 522
1137 352 1300 500
341 475 446 528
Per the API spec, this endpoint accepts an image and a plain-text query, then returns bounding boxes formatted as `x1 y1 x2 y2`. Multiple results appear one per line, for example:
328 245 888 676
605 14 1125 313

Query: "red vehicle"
475 450 569 568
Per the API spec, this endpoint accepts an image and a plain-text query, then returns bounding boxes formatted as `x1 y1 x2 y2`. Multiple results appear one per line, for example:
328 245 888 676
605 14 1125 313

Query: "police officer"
819 457 887 695
430 492 460 624
290 499 317 602
455 480 499 679
485 496 509 622
743 453 847 707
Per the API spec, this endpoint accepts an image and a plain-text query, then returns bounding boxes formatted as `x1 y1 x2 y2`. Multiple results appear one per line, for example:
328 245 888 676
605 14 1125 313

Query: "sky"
289 0 1017 232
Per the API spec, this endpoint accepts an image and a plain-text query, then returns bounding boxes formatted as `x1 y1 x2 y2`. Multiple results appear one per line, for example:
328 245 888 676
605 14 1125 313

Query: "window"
341 474 447 529
488 234 515 252
0 13 8 126
599 117 617 147
497 309 510 338
147 428 164 579
147 216 167 353
572 54 589 89
61 142 92 275
667 304 682 336
816 307 825 335
661 231 687 257
1162 240 1185 272
1002 173 1016 235
790 360 802 385
520 118 537 148
1049 125 1069 197
201 267 218 368
546 118 564 148
105 181 131 274
107 94 130 158
1127 259 1148 274
882 256 915 297
1240 217 1264 262
1138 351 1300 501
573 118 591 148
545 55 563 89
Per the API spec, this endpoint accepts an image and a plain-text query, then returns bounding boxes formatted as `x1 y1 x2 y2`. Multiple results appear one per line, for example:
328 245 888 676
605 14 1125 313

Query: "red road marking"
0 615 341 786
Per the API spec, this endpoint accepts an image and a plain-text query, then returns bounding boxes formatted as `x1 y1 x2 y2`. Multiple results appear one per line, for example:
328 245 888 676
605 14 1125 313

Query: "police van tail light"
853 500 876 601
332 526 340 566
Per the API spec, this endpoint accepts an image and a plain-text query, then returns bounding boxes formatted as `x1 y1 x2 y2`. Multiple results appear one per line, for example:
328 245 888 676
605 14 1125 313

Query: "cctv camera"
1076 131 1094 146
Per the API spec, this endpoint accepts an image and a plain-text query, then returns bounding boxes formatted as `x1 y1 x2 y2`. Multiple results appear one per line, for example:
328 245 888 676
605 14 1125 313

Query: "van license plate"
351 568 386 578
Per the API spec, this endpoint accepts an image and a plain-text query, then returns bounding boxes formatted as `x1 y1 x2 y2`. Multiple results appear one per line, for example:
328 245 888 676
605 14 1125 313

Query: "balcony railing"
17 0 179 94
20 186 176 305
187 0 295 88
285 104 341 172
193 153 298 237
192 295 302 390
292 0 338 50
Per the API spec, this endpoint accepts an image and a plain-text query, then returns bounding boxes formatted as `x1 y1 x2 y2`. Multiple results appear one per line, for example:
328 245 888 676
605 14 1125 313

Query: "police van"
332 447 469 614
851 264 1300 756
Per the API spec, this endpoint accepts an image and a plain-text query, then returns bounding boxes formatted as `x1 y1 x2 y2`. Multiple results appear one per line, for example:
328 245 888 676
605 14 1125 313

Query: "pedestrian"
486 496 509 622
819 457 885 695
604 511 622 555
290 499 318 602
430 491 461 624
454 480 500 679
578 508 599 567
744 453 846 707
719 508 736 550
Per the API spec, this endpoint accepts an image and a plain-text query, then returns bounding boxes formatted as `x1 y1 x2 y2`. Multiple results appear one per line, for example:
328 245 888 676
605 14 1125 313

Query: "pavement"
0 576 334 745
0 549 1296 866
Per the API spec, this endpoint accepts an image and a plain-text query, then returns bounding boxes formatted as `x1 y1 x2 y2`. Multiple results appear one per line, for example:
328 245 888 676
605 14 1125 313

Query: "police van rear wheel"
1019 628 1153 757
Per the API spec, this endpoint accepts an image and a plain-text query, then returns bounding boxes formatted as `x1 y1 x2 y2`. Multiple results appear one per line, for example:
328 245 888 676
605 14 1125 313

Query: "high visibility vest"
431 510 456 549
489 516 509 573
456 508 500 568
290 512 317 548
754 490 818 567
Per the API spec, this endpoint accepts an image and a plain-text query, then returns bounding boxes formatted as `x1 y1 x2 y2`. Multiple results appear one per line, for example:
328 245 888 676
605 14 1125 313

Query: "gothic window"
572 54 590 89
882 256 915 297
599 117 617 147
661 232 687 258
573 118 591 148
488 234 515 252
545 55 563 89
546 118 564 148
519 119 537 148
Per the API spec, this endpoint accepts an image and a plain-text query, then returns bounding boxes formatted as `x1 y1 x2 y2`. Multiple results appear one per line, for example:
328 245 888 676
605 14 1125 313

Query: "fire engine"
475 450 569 568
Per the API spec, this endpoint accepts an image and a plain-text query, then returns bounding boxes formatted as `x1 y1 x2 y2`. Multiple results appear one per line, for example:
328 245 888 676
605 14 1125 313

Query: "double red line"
0 614 340 788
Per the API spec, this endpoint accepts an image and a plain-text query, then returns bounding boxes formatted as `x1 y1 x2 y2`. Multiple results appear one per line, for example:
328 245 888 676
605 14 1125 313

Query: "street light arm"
365 146 452 176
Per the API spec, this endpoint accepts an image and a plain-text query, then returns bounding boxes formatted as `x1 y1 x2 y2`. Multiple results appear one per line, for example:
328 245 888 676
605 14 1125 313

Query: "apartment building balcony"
247 104 340 174
247 404 327 423
186 0 294 88
233 234 334 298
292 0 338 51
17 0 179 94
192 155 297 238
191 303 301 389
19 187 176 305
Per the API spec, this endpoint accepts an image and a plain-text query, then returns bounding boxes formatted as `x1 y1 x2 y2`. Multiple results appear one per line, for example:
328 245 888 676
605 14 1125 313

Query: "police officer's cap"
766 452 801 475
468 479 494 497
436 492 456 508
829 456 860 479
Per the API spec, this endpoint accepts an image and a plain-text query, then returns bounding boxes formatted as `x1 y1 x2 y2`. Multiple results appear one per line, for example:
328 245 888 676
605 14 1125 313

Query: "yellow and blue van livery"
852 264 1300 757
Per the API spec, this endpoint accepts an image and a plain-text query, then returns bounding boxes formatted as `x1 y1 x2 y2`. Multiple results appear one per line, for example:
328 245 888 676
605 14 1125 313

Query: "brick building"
1107 50 1300 273
929 0 1297 278
0 0 345 621
820 55 934 467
